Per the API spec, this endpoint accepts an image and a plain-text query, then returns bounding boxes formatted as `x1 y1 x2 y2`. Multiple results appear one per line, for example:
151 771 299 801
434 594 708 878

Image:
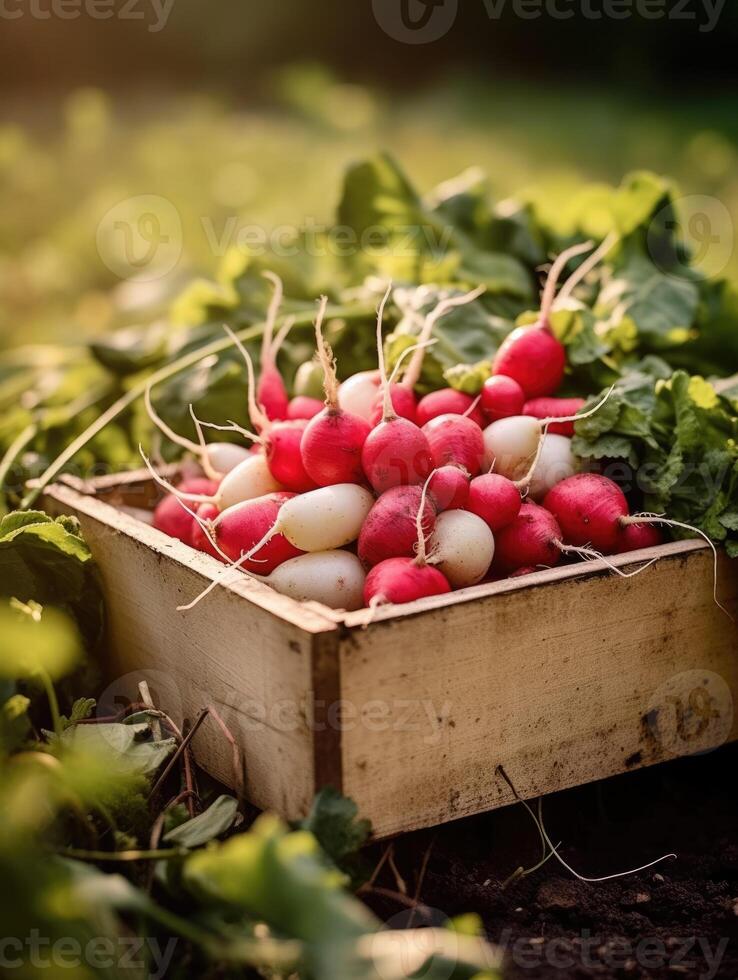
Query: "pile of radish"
145 245 699 616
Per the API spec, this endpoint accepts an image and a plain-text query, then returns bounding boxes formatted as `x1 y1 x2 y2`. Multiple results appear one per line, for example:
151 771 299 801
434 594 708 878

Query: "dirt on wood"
362 743 738 979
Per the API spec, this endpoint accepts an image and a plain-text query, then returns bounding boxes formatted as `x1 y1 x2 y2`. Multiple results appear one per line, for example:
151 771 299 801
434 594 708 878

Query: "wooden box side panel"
338 548 738 838
44 485 335 822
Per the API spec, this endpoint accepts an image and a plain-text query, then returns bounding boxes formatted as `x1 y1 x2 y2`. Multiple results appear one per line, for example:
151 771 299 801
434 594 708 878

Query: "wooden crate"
43 472 738 839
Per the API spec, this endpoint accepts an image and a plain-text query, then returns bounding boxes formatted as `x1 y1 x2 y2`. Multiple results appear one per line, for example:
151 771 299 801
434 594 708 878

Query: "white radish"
429 510 495 588
206 442 255 476
273 484 375 552
483 416 541 480
262 551 366 611
338 370 381 421
216 454 283 510
526 434 578 501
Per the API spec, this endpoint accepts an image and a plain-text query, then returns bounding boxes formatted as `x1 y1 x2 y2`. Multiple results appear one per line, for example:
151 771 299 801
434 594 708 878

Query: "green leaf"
61 721 177 778
59 697 96 731
0 599 81 681
299 788 372 866
164 795 239 848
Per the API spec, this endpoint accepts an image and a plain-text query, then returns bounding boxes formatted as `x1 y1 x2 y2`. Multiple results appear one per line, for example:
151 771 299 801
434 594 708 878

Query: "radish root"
312 296 338 410
145 384 220 479
223 325 270 433
621 513 731 619
375 282 396 423
403 286 486 391
540 241 594 324
556 231 620 307
139 446 215 505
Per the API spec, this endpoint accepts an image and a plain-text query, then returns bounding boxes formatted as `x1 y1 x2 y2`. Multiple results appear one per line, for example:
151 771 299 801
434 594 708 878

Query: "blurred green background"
1 0 737 346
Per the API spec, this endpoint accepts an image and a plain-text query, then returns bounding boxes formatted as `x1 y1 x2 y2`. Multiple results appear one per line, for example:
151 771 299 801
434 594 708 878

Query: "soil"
361 742 738 979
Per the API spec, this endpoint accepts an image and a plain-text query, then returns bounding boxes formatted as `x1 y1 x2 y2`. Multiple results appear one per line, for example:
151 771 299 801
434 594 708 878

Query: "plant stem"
60 847 183 862
38 668 62 736
21 303 372 510
0 423 38 498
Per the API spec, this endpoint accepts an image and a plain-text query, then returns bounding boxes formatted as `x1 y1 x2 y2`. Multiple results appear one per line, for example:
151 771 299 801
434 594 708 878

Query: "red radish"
362 476 451 606
427 465 470 511
616 523 663 553
481 375 525 422
416 389 485 428
368 384 418 426
466 473 522 532
364 557 451 607
543 473 629 554
144 385 251 481
287 396 323 421
493 240 600 398
361 287 433 494
494 502 563 574
153 478 219 543
301 298 371 486
206 493 303 574
255 272 291 421
524 397 586 437
358 485 436 568
510 566 539 578
429 510 495 588
423 414 485 477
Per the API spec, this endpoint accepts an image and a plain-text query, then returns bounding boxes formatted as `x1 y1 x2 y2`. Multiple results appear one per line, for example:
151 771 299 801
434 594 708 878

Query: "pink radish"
524 397 586 437
361 287 433 494
423 414 485 477
287 396 323 421
364 557 451 607
429 510 495 588
466 474 522 533
481 375 525 422
616 523 663 553
256 272 291 421
205 493 303 573
543 473 629 554
153 478 219 544
427 465 470 511
368 384 418 426
416 389 485 428
493 240 606 398
494 502 563 574
301 298 371 486
358 485 436 568
362 476 451 606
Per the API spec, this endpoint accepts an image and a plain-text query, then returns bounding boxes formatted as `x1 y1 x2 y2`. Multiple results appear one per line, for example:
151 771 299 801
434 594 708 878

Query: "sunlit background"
1 0 737 344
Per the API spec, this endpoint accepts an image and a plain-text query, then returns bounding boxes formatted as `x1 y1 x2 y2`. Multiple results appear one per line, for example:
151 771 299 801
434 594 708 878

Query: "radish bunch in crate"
146 247 689 615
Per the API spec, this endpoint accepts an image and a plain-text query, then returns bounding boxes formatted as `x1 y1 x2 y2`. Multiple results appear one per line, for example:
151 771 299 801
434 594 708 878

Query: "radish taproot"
301 297 371 485
361 287 433 493
255 272 291 421
429 510 495 588
616 523 663 553
543 473 629 554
